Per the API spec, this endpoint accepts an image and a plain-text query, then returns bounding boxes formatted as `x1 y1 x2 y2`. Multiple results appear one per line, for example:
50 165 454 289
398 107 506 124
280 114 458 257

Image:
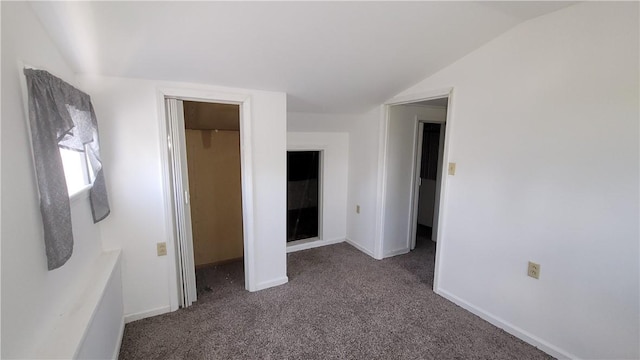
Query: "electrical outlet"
157 242 167 256
356 205 360 214
527 261 540 279
448 162 456 175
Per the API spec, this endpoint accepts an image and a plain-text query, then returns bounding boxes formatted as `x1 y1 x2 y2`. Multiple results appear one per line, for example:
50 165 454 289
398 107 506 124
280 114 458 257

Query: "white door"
166 98 197 308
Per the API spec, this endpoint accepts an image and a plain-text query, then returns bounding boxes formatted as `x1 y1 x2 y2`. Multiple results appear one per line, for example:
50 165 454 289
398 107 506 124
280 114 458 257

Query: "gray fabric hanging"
24 69 110 270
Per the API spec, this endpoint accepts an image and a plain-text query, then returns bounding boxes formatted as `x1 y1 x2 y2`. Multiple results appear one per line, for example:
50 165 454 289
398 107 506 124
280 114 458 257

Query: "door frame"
409 121 425 251
157 86 256 311
376 87 454 292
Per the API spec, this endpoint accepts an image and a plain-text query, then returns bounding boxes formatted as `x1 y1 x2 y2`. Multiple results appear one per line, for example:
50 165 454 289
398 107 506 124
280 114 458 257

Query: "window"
59 147 92 195
287 151 320 242
23 68 110 270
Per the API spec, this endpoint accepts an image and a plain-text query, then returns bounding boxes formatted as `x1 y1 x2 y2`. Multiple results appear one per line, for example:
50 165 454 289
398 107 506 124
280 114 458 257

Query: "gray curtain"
24 69 110 270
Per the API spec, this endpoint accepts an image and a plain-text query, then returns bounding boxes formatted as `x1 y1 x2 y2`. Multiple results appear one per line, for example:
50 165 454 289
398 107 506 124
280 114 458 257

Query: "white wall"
389 2 639 358
287 111 382 256
79 75 288 319
287 112 353 133
383 105 446 256
0 2 108 358
288 132 349 243
342 109 384 257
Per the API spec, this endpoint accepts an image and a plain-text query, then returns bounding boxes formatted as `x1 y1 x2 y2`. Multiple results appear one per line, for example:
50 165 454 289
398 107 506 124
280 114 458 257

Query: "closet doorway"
183 101 244 295
163 93 255 309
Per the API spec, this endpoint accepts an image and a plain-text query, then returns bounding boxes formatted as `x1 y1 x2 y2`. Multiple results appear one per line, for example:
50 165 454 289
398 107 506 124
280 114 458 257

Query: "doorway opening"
163 92 255 309
287 151 320 242
408 118 445 287
380 94 450 289
414 122 443 248
411 123 445 245
182 101 245 296
408 98 448 287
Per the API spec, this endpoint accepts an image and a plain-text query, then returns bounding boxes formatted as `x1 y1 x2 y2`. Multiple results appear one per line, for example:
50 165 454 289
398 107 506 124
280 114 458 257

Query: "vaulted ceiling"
30 1 574 113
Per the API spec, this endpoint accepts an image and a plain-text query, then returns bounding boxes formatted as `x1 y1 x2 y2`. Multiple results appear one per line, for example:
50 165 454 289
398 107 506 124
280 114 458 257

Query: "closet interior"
183 101 244 276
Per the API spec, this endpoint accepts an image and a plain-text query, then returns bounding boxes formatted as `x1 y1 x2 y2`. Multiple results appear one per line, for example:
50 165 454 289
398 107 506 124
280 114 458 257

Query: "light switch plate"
356 205 360 214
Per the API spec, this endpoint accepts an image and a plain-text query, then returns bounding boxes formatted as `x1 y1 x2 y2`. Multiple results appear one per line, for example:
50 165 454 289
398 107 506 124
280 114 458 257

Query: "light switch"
356 205 360 214
448 162 456 175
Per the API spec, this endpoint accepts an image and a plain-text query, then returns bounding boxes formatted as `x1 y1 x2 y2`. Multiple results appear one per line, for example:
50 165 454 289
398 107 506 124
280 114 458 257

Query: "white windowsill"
286 237 345 253
69 184 92 204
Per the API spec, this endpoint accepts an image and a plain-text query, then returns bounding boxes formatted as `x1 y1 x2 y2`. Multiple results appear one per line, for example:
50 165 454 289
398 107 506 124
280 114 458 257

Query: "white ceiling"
29 1 574 113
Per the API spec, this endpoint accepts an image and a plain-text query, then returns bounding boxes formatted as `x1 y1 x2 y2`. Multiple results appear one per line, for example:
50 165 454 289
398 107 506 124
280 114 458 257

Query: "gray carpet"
119 237 553 360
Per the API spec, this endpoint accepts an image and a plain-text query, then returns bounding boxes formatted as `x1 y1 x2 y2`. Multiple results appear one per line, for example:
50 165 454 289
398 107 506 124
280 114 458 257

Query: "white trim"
383 247 410 258
373 106 388 260
124 306 171 324
287 145 325 242
287 144 328 151
345 238 376 258
286 237 344 253
408 117 423 251
254 276 289 291
239 97 257 292
69 184 92 205
435 288 576 360
409 104 448 110
385 88 454 107
111 316 125 360
156 86 257 303
432 93 455 291
432 123 446 242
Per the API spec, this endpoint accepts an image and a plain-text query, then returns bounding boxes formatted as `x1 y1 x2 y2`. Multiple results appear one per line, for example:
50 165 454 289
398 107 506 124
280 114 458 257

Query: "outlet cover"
448 162 456 175
157 242 167 256
527 261 540 279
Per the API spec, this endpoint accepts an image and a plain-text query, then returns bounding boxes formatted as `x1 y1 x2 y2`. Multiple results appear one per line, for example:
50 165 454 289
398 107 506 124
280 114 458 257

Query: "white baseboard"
436 288 577 360
124 305 171 324
345 238 376 258
383 247 410 258
254 276 289 291
111 316 125 360
286 237 344 253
